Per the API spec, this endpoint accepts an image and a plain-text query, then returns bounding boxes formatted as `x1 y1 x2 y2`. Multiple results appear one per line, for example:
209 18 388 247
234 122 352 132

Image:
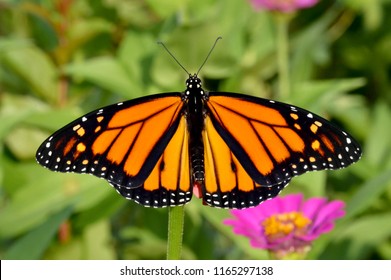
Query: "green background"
1 0 391 259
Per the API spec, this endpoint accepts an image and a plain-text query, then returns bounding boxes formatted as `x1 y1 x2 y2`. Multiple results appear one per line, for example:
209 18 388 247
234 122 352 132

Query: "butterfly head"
184 74 207 99
186 74 202 88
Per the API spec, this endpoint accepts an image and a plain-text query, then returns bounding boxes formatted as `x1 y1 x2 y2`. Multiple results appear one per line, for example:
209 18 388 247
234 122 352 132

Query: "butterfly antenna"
196 36 222 75
157 41 190 76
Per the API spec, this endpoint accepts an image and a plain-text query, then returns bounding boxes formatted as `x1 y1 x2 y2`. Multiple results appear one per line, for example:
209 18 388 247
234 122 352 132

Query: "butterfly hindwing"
36 93 185 191
202 115 290 209
206 92 361 187
113 117 192 207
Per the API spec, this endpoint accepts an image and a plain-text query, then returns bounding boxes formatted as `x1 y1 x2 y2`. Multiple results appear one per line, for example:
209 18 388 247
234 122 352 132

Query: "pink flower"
224 194 345 259
249 0 319 13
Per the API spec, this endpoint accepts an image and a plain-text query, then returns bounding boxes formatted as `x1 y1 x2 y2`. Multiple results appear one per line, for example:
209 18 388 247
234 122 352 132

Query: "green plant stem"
276 13 291 100
166 205 185 260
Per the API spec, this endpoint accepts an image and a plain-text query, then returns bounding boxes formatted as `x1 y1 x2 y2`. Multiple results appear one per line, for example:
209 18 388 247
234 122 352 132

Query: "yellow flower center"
262 211 311 240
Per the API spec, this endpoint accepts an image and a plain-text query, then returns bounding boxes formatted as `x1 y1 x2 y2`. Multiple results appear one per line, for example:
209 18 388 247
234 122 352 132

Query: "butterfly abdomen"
190 146 205 183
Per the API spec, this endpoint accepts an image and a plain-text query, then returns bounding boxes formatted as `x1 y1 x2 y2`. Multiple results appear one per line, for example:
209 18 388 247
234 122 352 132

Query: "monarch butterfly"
36 40 361 209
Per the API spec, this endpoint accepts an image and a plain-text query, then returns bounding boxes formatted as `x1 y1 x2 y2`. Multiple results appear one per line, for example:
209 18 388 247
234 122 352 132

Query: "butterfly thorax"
183 74 207 186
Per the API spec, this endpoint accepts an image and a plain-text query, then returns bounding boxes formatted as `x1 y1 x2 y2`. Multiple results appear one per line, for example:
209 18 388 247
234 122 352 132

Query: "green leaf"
290 8 340 82
0 93 48 141
117 31 155 94
27 106 84 132
82 220 116 259
5 127 46 160
345 169 391 219
146 0 184 18
0 174 110 238
4 207 72 260
292 78 366 109
42 219 116 260
321 213 391 259
73 191 124 230
364 102 391 168
65 57 137 98
0 39 58 102
344 0 383 30
68 18 114 49
119 227 168 260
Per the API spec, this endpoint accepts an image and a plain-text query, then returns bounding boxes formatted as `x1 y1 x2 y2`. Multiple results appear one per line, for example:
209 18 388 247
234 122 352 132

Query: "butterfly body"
36 74 361 209
184 75 207 186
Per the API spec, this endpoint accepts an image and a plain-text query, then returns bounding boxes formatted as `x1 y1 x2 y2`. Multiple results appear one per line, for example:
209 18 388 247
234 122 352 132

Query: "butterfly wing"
36 93 190 206
206 92 362 187
112 116 192 207
202 115 290 209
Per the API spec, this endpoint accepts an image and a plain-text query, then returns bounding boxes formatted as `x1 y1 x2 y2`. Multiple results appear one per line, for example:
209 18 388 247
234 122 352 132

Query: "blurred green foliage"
0 0 390 260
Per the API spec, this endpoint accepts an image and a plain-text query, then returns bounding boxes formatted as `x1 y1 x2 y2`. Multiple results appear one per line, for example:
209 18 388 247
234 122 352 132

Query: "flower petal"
224 193 345 254
257 194 303 218
224 208 269 248
224 218 269 248
249 0 319 13
309 200 345 235
225 208 262 230
281 193 304 213
301 197 328 220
